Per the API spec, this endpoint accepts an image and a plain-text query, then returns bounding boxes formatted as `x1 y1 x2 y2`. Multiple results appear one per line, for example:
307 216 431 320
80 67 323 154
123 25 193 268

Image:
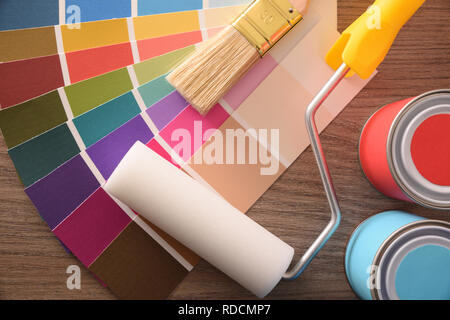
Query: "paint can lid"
372 220 450 300
387 89 450 210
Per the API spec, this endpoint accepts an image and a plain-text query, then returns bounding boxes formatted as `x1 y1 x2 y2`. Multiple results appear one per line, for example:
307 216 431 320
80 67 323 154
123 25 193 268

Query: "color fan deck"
0 1 375 299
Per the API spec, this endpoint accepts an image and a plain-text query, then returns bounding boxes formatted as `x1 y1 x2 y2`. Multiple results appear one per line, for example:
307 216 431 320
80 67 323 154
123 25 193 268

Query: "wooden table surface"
0 0 449 300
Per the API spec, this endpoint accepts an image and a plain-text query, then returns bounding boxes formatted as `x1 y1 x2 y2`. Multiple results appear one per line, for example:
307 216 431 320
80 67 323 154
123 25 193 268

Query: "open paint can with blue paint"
345 210 450 300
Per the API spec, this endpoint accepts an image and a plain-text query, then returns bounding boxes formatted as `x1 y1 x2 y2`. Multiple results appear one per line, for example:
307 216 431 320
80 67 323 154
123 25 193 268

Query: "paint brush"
167 0 310 115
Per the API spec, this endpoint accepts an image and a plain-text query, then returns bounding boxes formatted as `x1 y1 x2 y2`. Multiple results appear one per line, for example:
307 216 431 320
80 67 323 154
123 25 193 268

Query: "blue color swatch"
0 0 59 31
138 0 202 15
65 0 131 23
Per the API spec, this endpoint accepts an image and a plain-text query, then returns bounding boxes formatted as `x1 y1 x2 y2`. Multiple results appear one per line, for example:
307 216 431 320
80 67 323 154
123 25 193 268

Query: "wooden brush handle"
289 0 311 16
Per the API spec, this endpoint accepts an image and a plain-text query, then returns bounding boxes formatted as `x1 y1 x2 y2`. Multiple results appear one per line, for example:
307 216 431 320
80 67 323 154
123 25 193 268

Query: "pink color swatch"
53 188 132 267
223 54 278 110
160 104 230 162
146 138 181 169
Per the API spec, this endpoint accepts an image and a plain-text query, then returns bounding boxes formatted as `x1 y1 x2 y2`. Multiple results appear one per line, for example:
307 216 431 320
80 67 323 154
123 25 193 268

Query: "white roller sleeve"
104 141 294 298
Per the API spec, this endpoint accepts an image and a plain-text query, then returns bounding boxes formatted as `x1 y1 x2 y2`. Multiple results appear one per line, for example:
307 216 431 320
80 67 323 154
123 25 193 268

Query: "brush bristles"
167 26 260 115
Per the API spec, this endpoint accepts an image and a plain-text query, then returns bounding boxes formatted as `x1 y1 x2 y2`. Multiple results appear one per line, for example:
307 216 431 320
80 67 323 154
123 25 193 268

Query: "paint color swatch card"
0 0 338 149
0 46 196 152
0 5 246 63
0 0 251 31
0 0 338 110
0 1 369 299
0 5 246 108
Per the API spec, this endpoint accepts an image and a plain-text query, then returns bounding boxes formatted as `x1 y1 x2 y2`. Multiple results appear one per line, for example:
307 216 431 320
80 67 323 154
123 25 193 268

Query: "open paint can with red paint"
359 90 450 210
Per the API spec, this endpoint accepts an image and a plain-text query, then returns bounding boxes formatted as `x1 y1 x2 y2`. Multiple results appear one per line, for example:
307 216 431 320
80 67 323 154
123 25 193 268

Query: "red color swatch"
66 42 134 83
137 30 202 61
0 54 64 108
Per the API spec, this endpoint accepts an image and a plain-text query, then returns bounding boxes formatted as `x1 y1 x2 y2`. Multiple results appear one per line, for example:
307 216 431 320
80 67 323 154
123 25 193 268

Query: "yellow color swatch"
61 19 130 52
133 10 200 41
204 5 246 28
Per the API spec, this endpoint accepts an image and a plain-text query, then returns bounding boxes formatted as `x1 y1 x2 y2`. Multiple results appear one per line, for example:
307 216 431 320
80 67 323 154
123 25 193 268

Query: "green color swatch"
9 124 80 187
0 91 67 149
73 91 141 148
133 46 195 86
65 68 133 117
138 74 175 107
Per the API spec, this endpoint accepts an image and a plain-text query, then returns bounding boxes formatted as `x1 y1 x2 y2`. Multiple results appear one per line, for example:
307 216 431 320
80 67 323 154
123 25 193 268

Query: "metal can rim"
386 89 450 210
370 219 450 300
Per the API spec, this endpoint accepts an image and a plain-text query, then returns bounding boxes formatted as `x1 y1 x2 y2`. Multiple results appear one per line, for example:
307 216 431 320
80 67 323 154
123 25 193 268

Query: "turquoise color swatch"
8 124 80 187
73 92 141 148
138 75 175 108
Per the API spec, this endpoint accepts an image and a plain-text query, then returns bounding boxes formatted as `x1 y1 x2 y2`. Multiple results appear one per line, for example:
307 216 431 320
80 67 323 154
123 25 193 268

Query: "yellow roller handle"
326 0 426 79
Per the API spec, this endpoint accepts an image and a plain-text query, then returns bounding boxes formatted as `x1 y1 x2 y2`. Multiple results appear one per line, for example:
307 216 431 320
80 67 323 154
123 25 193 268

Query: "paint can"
359 89 450 210
345 210 450 300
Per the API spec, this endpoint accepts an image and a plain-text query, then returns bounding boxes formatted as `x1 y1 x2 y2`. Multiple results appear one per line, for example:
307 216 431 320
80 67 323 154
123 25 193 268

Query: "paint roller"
105 0 425 298
105 141 294 298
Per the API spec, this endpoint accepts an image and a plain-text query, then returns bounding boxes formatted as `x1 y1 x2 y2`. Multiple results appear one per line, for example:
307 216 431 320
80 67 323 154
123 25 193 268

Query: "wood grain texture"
0 0 448 300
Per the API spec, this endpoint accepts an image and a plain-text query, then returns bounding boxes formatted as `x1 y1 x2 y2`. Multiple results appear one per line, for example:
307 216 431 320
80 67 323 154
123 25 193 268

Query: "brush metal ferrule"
232 0 303 56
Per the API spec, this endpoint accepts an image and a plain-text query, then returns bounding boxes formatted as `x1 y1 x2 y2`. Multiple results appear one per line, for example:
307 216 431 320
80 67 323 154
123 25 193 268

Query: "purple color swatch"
25 154 100 230
54 188 132 267
146 91 189 131
86 115 154 180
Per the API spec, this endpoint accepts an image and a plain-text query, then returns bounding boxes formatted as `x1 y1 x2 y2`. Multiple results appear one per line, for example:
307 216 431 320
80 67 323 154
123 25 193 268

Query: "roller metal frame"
283 63 349 280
